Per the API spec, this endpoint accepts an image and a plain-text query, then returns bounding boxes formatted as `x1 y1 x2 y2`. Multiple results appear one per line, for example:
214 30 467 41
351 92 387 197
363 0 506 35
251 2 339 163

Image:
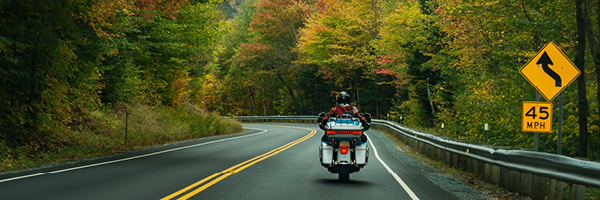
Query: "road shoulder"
369 129 531 200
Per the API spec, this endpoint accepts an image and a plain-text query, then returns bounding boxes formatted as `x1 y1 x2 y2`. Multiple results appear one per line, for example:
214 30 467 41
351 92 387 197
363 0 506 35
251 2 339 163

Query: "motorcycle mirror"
318 112 326 123
363 113 372 123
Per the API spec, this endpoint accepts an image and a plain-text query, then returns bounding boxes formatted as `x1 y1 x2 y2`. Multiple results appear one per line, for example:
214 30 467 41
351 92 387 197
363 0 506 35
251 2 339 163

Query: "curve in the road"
161 125 316 200
0 129 269 183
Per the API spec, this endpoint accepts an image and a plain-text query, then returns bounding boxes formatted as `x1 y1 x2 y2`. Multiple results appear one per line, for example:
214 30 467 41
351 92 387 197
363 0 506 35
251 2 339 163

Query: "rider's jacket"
323 103 367 122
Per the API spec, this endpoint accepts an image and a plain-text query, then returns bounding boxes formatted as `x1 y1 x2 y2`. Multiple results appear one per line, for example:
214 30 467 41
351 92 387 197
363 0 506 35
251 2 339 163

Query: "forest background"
1 0 599 171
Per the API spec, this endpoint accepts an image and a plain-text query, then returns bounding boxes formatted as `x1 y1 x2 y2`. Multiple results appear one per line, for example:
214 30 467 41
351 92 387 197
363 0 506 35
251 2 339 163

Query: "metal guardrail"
235 116 600 190
234 116 317 121
371 119 600 189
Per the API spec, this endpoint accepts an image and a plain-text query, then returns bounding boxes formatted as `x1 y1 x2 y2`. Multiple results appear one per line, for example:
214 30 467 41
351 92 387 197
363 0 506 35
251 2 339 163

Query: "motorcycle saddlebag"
320 142 333 165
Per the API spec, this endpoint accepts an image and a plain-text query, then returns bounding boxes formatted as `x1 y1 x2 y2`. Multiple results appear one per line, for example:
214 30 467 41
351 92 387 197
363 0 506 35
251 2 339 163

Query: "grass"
0 102 243 173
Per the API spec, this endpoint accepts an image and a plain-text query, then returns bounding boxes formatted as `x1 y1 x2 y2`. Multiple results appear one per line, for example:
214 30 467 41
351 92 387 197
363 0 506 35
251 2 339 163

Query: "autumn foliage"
208 0 600 161
0 0 230 170
1 0 600 170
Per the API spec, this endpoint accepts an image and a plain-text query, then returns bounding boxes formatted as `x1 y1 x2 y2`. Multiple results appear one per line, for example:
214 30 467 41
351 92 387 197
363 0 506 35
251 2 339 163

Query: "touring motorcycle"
318 112 371 181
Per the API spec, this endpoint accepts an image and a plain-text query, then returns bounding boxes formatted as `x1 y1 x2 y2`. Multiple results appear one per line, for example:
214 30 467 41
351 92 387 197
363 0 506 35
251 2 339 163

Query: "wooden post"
531 175 547 200
520 173 533 196
568 184 586 200
508 170 521 193
548 179 564 200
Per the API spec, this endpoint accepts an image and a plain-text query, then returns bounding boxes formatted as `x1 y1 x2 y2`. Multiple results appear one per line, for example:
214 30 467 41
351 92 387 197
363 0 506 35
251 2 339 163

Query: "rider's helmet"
336 91 350 106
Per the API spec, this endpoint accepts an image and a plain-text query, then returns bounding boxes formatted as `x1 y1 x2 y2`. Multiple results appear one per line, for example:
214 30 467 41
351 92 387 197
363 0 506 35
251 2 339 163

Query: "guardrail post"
477 160 485 179
422 143 429 157
568 184 586 200
500 167 510 189
465 156 473 173
444 150 451 166
508 170 520 193
484 163 492 182
491 165 500 185
471 158 479 175
458 154 466 171
531 175 547 200
452 153 459 169
548 179 564 200
520 173 533 196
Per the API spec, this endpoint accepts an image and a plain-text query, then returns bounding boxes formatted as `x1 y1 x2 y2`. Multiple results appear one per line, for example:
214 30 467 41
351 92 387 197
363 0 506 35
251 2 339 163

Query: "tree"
575 0 589 158
0 0 105 146
97 0 224 106
430 0 593 153
375 0 448 127
238 0 312 112
297 0 378 106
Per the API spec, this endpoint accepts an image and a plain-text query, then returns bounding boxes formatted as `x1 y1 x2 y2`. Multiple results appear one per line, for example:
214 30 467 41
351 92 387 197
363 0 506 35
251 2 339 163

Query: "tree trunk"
354 81 360 108
264 102 267 116
426 77 435 116
576 0 589 158
581 0 600 160
376 100 379 119
248 86 256 112
274 71 297 111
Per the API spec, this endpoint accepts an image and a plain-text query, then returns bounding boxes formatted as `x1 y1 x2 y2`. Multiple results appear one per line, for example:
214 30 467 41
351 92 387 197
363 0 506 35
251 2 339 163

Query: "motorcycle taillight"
326 130 362 134
340 147 349 154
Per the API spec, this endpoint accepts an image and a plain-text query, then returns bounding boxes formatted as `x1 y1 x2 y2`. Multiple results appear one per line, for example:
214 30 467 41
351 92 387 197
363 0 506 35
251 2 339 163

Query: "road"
0 123 460 200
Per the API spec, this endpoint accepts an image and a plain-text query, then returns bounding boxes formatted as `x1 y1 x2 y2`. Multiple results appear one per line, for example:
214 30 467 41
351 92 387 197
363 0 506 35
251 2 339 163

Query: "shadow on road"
317 178 370 185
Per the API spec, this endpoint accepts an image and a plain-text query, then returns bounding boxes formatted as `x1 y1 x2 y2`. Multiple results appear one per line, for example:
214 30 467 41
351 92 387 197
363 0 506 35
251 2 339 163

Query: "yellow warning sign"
522 101 553 133
520 42 580 102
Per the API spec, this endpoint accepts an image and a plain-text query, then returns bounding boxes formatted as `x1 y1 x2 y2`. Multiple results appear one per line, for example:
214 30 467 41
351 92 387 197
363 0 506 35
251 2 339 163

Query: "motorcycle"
318 112 371 181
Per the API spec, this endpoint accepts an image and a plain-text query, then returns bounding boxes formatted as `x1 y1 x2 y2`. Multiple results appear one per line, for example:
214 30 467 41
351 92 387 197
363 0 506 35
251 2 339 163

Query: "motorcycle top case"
325 119 363 130
324 119 363 139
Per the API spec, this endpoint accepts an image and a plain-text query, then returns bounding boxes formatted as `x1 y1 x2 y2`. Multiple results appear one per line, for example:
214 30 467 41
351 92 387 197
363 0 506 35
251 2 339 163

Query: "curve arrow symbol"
537 51 561 87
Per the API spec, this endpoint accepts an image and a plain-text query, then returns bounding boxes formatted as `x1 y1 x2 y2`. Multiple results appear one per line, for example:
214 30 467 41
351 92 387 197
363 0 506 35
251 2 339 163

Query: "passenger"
320 91 369 142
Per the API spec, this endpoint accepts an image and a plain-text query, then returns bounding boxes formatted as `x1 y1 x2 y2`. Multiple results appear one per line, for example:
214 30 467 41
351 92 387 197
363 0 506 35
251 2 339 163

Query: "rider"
320 91 369 141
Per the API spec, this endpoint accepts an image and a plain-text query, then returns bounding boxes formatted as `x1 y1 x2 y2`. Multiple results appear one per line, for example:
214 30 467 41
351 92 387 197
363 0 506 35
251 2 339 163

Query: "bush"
0 102 243 172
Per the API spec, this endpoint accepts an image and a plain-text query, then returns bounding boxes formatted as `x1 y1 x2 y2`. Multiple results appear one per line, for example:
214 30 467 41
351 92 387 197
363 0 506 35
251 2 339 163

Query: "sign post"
520 42 580 152
484 123 488 144
558 92 563 154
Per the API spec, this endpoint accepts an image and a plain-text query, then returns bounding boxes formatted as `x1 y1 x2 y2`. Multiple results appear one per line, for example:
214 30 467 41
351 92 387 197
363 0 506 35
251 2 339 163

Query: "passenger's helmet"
336 91 350 105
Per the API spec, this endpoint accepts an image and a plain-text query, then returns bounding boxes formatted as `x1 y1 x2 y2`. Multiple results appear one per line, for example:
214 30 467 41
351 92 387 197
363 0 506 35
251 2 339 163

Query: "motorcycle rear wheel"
338 172 349 181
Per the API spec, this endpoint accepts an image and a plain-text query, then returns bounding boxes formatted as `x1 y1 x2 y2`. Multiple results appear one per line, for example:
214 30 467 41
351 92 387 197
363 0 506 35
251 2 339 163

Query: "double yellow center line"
161 125 316 200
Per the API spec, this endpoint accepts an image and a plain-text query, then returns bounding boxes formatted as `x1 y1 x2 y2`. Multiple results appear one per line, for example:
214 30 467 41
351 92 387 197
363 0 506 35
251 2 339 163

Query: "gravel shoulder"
369 129 531 200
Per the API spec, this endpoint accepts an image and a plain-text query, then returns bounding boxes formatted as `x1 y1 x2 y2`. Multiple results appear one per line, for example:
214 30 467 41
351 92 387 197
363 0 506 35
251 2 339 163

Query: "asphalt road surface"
0 123 461 200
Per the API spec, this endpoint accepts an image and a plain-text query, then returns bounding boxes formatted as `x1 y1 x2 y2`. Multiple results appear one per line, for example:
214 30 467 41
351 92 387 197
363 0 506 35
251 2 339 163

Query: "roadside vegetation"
2 0 600 173
0 0 245 173
0 102 242 172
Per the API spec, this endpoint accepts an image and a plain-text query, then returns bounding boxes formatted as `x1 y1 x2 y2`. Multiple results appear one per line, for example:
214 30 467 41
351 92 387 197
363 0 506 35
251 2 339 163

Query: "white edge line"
0 173 45 183
0 128 267 183
367 134 420 200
